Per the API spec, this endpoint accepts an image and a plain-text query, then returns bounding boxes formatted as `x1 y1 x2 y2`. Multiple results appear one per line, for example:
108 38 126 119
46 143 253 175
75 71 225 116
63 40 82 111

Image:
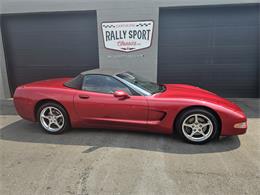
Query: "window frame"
81 74 141 96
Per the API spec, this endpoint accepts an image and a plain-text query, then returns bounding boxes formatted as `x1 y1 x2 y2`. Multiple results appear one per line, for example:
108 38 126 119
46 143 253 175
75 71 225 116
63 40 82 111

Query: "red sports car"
14 69 247 144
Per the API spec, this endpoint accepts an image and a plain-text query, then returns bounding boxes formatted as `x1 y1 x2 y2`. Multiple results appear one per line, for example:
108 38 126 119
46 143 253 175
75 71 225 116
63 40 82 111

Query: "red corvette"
14 69 247 144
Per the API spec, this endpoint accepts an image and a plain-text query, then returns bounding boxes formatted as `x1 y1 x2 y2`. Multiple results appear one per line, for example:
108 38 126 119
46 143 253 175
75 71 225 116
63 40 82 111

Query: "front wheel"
37 102 70 134
175 108 220 144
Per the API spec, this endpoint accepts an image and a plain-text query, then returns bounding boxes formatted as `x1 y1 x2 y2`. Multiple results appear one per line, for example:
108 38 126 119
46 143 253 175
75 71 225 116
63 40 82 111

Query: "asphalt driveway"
0 99 259 195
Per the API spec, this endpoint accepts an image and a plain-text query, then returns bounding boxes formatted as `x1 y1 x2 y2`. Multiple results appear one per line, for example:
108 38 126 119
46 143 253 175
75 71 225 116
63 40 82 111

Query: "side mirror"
113 90 130 100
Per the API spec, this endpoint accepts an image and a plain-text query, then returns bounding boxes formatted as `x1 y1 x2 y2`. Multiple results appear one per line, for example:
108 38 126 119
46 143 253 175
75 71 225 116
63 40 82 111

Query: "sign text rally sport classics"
102 21 154 52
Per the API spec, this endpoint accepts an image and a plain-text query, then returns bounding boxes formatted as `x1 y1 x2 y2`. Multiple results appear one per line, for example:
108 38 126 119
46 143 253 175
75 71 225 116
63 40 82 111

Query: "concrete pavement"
0 99 260 195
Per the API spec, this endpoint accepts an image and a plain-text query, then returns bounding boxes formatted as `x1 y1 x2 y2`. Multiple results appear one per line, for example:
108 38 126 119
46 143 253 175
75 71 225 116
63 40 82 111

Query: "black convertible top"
80 68 126 76
64 74 84 89
64 68 126 89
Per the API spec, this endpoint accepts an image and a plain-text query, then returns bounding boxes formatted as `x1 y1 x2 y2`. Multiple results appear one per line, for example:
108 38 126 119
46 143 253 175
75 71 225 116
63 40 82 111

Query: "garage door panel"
4 30 98 66
160 27 212 46
160 8 212 28
159 46 211 64
9 30 98 47
214 26 258 46
11 44 99 67
160 69 257 97
158 63 216 83
159 61 258 97
212 6 259 26
2 11 99 95
158 5 259 97
9 48 99 67
213 46 258 64
4 12 97 33
13 66 95 87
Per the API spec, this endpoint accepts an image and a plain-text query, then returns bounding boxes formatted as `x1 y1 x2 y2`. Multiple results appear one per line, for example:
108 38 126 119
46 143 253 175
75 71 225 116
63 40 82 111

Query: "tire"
175 108 220 144
37 102 70 134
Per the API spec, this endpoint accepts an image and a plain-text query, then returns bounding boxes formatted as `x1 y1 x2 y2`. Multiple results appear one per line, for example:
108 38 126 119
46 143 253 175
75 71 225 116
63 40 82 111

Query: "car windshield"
116 72 165 95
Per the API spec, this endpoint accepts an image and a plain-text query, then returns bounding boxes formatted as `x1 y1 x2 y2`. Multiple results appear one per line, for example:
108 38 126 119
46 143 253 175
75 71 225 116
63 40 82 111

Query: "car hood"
158 84 218 98
155 84 243 112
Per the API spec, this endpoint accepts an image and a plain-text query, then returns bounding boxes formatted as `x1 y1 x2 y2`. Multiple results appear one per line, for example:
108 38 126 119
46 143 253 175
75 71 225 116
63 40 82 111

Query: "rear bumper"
14 87 36 122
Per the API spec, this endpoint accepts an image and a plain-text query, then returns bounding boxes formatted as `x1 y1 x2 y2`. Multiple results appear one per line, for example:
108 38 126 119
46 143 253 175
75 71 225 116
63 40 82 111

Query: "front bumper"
220 110 247 136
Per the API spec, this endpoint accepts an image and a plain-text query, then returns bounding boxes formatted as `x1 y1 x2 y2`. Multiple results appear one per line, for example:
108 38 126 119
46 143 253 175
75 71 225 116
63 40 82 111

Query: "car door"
74 74 148 128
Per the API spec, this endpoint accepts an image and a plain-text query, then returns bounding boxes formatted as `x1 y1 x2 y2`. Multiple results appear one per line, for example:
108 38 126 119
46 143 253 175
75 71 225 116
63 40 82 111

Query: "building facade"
0 0 259 99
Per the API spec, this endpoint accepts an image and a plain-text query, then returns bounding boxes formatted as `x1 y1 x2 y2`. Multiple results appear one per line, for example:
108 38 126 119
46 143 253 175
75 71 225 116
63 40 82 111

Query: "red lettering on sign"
117 41 137 46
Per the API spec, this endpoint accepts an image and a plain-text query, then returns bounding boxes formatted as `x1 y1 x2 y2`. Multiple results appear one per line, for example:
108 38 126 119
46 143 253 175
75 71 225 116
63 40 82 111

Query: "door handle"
79 94 89 99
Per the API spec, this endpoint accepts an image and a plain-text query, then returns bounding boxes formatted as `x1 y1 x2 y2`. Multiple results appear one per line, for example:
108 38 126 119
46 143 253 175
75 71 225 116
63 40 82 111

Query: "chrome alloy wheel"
40 106 64 132
181 114 214 142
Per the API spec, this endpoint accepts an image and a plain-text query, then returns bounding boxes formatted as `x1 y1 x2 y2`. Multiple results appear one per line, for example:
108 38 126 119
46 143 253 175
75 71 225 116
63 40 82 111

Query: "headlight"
234 122 247 129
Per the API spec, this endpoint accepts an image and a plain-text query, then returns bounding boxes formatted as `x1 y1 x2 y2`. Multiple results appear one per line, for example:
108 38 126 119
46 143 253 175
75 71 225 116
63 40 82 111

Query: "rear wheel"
37 102 70 134
175 108 220 144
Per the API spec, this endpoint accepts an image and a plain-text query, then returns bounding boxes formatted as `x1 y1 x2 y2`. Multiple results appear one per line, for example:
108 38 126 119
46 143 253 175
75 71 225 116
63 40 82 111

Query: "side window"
82 75 133 95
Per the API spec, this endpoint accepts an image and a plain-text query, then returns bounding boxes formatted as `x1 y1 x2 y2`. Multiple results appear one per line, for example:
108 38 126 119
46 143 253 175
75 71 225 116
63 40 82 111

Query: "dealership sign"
102 21 154 52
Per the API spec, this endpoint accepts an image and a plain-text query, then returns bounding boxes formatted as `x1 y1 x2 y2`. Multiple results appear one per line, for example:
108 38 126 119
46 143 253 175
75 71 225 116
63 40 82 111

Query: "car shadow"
0 119 241 154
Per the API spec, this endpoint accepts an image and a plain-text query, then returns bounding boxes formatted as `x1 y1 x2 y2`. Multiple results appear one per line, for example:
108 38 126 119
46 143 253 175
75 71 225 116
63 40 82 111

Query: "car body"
14 68 247 144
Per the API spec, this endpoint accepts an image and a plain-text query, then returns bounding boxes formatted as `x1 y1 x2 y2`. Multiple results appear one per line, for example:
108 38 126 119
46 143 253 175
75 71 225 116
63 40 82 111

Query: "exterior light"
234 122 247 129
